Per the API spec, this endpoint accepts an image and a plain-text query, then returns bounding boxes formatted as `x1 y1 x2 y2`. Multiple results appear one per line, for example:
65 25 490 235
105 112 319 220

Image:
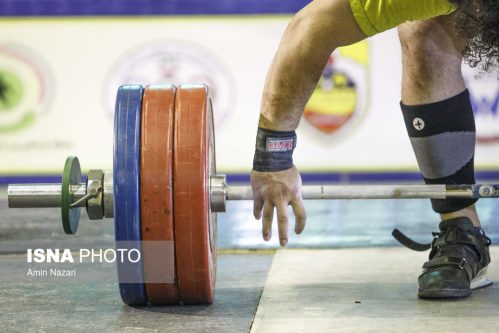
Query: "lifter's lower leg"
398 18 480 227
398 19 492 299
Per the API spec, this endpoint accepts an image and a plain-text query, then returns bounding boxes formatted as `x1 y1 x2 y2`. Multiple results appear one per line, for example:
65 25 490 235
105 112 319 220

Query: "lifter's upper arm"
259 0 366 130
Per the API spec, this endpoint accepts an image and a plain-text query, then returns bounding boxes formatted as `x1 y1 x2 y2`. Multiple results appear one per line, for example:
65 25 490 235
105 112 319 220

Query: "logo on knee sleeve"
413 118 425 131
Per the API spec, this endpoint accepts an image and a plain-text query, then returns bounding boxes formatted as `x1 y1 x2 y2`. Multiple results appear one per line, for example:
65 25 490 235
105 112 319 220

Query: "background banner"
0 16 498 178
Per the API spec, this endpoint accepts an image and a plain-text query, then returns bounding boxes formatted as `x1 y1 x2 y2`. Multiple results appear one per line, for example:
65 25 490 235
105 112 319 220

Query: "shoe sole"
418 267 493 299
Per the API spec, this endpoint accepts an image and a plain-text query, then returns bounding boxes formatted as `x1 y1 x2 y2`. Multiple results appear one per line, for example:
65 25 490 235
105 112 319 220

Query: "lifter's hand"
250 166 306 246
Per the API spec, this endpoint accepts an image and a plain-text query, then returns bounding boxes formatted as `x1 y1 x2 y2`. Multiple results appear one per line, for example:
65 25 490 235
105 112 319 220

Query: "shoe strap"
433 228 480 249
430 228 491 267
422 256 474 281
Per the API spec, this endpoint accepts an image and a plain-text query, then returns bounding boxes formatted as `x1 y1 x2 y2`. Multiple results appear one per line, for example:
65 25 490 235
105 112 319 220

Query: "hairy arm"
259 0 366 131
252 0 366 246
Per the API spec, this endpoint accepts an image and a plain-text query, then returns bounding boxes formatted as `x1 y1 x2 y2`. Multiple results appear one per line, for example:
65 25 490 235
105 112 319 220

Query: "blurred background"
1 0 499 181
1 0 499 249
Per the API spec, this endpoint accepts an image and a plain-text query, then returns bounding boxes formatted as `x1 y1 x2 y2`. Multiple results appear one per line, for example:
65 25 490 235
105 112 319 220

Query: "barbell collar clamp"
85 169 105 219
69 185 102 209
210 174 227 213
103 171 114 219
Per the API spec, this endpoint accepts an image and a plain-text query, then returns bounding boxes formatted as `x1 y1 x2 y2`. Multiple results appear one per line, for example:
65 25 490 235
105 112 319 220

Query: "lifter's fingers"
253 195 264 220
275 201 289 247
262 201 274 241
291 197 306 234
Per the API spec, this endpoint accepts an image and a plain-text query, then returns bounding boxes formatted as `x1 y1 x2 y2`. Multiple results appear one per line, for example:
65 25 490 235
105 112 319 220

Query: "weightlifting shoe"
394 217 492 299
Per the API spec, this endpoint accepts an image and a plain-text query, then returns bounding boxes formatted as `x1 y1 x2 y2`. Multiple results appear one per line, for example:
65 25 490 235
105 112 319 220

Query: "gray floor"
251 248 499 333
2 185 499 332
0 252 272 333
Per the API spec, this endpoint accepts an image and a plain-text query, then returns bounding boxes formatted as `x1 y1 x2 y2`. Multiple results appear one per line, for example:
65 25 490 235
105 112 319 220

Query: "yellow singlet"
349 0 457 36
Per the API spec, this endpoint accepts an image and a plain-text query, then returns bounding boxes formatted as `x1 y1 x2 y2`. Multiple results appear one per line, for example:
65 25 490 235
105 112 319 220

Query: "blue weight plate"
113 85 147 306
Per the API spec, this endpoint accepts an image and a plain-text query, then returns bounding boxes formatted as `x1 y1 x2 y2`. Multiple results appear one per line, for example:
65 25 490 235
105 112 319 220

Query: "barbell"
7 83 499 306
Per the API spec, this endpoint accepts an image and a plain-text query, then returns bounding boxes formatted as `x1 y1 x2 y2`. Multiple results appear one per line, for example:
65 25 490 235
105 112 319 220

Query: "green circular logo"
0 43 54 135
0 70 23 112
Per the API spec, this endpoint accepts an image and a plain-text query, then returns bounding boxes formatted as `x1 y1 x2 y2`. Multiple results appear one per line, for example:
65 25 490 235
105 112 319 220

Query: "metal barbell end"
8 180 113 218
8 183 87 208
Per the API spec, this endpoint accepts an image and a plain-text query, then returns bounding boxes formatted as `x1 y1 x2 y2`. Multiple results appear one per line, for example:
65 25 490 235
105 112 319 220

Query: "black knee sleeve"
401 90 478 214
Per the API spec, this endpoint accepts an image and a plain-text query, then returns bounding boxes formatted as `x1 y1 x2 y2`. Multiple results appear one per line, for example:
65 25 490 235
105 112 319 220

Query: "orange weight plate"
140 85 179 305
173 84 217 304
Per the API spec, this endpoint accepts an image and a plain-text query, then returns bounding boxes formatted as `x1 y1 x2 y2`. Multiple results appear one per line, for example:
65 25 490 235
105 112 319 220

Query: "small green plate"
61 156 81 234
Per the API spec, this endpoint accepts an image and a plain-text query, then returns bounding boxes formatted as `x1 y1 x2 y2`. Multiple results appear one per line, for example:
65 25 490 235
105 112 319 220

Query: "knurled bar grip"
225 184 491 200
8 182 499 209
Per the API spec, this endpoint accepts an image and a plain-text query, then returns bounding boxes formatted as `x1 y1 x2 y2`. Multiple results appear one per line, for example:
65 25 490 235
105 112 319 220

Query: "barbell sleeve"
7 183 87 208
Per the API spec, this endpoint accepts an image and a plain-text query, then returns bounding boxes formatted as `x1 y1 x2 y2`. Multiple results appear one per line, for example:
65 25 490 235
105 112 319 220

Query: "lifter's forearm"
259 0 366 131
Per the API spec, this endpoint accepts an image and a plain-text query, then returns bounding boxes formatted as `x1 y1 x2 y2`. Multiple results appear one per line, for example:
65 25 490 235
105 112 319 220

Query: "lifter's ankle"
440 204 481 227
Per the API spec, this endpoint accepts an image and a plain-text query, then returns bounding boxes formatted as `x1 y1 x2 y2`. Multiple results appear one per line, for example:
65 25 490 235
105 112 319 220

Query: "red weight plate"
174 84 217 304
140 85 179 305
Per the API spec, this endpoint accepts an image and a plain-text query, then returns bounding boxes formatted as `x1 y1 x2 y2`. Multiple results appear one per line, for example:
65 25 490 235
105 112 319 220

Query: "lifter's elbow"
284 7 338 53
286 0 365 49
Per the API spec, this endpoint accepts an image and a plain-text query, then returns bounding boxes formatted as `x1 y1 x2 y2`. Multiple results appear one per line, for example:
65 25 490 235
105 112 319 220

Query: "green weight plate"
61 156 82 234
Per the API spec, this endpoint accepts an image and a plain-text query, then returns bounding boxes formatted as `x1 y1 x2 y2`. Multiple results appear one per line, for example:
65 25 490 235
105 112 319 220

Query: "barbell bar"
8 176 499 211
